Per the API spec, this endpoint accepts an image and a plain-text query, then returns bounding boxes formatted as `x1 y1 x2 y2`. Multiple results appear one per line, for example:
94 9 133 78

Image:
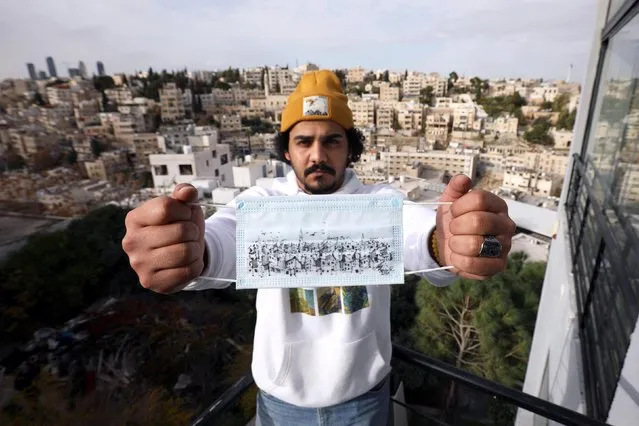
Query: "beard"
296 162 344 194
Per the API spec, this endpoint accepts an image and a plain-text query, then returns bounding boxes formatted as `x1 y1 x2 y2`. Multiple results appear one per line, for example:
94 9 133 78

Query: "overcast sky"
1 0 598 82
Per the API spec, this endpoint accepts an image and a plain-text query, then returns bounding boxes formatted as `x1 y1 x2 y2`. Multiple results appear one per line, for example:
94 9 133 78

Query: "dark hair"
274 127 366 167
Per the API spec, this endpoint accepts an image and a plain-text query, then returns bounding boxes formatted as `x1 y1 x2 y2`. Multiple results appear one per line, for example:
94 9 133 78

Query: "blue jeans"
256 375 391 426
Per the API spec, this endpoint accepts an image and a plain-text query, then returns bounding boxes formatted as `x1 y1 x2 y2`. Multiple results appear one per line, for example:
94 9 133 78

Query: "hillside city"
1 59 578 224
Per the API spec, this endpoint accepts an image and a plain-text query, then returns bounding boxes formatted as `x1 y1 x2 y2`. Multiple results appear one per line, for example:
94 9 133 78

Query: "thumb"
171 183 199 204
440 174 472 203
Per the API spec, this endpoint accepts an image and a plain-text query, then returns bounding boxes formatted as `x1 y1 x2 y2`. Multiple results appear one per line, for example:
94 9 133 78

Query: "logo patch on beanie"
303 96 329 117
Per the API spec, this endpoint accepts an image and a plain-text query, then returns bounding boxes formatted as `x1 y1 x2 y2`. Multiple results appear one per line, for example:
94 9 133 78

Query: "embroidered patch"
303 96 329 116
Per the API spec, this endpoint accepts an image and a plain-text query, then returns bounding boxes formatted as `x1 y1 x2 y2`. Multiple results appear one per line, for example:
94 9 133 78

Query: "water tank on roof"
183 145 193 154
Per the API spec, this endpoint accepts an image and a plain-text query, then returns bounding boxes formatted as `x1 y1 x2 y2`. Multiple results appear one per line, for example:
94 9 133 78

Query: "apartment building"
46 84 73 105
159 82 186 122
8 129 57 158
83 149 130 181
397 109 423 133
347 67 366 83
243 67 264 87
378 84 398 102
104 87 133 104
381 149 477 178
267 67 295 93
232 158 292 188
502 168 558 196
349 101 376 128
125 133 161 164
149 143 233 193
424 112 451 140
249 95 288 111
220 114 242 132
375 107 393 130
551 128 574 149
484 116 519 135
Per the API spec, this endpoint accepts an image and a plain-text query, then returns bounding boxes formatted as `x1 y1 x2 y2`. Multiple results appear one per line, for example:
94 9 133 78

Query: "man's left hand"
436 175 516 280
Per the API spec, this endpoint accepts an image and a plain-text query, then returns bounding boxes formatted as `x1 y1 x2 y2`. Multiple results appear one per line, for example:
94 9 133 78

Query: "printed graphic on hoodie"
289 287 369 316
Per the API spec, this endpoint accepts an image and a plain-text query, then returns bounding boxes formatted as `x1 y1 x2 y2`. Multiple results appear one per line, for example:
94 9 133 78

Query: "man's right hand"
122 183 206 294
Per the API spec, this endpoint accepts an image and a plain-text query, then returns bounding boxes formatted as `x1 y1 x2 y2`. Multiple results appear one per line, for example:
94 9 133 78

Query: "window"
215 169 219 177
179 164 193 175
206 160 209 166
154 165 168 175
220 154 228 165
212 149 217 158
565 3 639 421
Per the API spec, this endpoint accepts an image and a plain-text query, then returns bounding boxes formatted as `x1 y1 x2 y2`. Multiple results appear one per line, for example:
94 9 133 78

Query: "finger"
190 204 205 242
150 241 202 270
172 183 199 204
449 252 507 277
139 258 205 294
138 221 200 249
450 211 515 236
448 235 512 258
450 190 508 218
439 174 472 203
126 196 192 227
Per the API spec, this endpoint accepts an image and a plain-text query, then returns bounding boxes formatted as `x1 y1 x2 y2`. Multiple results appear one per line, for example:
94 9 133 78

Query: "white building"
149 143 233 193
159 82 186 122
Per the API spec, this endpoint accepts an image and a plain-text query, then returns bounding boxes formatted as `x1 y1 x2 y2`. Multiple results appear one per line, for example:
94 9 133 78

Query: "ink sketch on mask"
235 194 405 289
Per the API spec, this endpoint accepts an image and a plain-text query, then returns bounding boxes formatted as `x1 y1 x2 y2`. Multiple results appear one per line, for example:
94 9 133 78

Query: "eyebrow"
293 133 346 142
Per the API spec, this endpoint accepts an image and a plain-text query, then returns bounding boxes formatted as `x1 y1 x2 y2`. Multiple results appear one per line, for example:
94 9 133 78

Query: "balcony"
193 343 608 426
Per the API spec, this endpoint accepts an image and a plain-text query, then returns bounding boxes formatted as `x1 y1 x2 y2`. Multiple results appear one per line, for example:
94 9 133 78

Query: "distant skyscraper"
97 61 105 76
46 56 58 78
68 68 82 78
38 71 48 80
26 63 37 80
78 61 87 79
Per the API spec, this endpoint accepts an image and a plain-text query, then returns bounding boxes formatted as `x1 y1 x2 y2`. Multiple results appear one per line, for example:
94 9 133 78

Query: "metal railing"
565 153 639 421
192 343 609 426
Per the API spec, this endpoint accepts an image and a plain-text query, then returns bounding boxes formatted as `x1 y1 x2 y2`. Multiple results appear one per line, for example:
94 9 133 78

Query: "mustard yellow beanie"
280 70 354 132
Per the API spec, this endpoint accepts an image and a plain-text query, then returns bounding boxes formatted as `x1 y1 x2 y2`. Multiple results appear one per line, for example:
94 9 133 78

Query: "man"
122 70 516 425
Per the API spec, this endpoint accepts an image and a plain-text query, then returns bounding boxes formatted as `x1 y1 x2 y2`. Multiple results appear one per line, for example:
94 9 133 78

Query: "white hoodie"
184 169 455 408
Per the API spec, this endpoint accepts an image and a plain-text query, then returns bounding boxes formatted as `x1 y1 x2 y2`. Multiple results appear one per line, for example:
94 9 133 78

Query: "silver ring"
479 235 502 258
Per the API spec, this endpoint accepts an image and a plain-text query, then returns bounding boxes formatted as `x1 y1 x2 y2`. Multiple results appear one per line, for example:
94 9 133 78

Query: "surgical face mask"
235 194 404 289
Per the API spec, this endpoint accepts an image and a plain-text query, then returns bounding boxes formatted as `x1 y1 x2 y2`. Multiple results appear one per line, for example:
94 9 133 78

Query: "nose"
308 138 328 164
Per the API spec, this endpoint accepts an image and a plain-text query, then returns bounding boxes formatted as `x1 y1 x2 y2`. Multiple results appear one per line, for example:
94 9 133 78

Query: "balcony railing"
565 153 639 421
192 343 609 426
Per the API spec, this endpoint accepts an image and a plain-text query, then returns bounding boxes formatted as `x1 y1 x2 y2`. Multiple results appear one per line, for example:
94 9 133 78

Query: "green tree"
391 113 401 131
409 254 546 418
552 93 570 112
332 69 347 88
419 86 435 106
448 71 459 91
523 117 554 145
33 92 46 106
556 109 577 130
382 70 389 82
93 75 115 92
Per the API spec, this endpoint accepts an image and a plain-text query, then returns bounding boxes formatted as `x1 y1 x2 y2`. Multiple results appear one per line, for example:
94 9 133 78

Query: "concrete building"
83 149 130 181
220 114 242 132
552 128 574 149
502 168 558 197
159 82 186 122
125 133 162 164
380 85 400 102
149 144 233 193
349 101 376 128
484 115 519 135
381 149 477 179
347 67 366 83
105 88 133 105
376 107 393 130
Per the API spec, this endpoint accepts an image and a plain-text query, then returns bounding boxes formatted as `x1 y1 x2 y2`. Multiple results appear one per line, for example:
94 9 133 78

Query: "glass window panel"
608 0 628 21
586 12 639 236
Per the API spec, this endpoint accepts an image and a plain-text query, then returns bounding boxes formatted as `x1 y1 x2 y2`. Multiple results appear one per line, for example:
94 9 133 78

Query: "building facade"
518 1 639 424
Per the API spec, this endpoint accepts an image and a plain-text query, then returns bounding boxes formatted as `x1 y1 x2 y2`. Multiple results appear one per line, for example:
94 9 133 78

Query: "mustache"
304 163 336 177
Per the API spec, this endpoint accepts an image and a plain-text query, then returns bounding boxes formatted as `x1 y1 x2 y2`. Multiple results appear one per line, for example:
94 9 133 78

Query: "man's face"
285 120 349 195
